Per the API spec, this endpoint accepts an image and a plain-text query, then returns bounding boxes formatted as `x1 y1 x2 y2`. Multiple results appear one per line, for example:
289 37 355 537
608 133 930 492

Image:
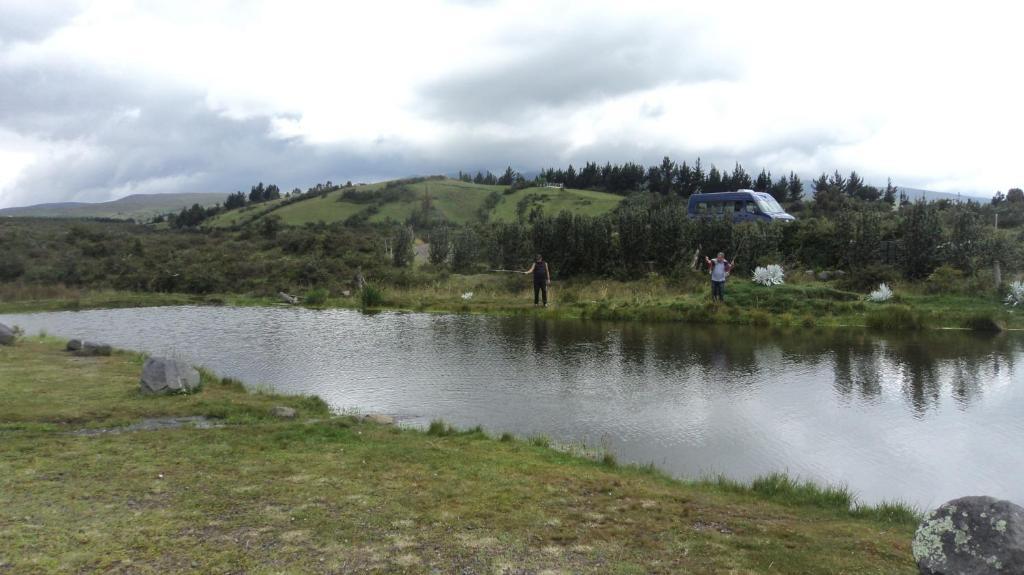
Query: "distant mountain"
0 193 224 220
897 187 991 204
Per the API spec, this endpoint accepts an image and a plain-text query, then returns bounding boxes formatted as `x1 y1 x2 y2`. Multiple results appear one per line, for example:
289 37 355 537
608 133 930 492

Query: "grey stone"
139 357 201 395
816 271 832 281
913 496 1024 574
833 270 847 277
364 414 394 425
75 341 112 356
66 339 83 351
278 292 299 304
270 406 297 419
0 323 15 346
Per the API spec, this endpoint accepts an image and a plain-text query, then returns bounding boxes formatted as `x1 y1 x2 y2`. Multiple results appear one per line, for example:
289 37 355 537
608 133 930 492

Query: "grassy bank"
1 274 1019 332
0 337 917 573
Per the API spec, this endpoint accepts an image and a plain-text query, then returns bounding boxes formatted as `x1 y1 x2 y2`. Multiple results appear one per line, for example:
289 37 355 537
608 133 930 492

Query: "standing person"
705 252 733 302
523 255 551 307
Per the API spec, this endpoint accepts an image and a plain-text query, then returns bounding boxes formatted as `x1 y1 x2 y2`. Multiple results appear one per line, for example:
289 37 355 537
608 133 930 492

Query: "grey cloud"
0 62 441 207
420 28 732 122
0 1 83 44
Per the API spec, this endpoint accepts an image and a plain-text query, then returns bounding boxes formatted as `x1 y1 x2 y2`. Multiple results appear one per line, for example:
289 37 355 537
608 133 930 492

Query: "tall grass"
865 305 927 330
359 285 384 308
704 472 919 525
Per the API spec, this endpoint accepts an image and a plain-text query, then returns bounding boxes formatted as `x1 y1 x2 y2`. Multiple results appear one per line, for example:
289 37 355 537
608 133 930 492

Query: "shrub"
304 287 329 306
1006 280 1024 307
752 264 785 287
836 264 898 292
924 265 965 294
359 285 383 308
866 283 893 303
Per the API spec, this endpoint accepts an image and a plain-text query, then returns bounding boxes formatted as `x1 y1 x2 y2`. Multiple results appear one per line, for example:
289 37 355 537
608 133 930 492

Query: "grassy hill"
204 178 625 228
0 193 223 220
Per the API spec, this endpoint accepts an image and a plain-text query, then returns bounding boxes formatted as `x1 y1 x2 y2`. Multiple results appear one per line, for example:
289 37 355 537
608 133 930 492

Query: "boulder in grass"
913 496 1024 574
270 406 297 419
67 339 83 351
140 357 201 395
75 341 112 357
0 323 15 346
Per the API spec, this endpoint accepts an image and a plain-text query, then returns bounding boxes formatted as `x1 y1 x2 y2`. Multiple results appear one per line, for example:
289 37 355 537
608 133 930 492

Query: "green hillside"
0 192 222 220
205 178 624 228
490 186 624 222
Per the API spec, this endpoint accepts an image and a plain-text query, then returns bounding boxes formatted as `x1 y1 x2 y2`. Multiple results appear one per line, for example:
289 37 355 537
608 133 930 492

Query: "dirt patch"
71 416 219 436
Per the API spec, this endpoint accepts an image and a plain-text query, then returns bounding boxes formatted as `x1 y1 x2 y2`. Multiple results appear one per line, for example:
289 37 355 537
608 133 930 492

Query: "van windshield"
756 196 785 214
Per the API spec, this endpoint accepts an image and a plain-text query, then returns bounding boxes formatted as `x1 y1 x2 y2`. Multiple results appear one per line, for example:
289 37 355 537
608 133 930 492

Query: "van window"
696 202 707 214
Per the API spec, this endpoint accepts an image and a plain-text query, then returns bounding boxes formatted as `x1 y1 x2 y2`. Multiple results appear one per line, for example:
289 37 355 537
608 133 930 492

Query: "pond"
2 305 1022 508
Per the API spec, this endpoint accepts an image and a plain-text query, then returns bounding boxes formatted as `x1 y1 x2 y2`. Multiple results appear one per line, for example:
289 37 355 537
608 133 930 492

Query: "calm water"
2 306 1022 508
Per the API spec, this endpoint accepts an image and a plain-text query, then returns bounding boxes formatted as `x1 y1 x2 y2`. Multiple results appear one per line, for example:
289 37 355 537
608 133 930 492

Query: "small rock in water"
0 323 15 346
270 406 297 419
139 357 201 395
66 339 83 351
913 495 1024 574
364 414 395 425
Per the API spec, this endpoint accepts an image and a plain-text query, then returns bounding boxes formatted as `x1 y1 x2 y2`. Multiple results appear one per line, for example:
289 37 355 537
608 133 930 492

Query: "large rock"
0 323 14 346
66 339 83 351
913 496 1024 574
139 357 201 395
270 406 297 419
73 341 112 357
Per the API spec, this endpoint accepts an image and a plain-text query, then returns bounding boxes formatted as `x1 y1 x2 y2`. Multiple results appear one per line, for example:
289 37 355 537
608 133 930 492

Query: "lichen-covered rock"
364 414 395 425
74 341 112 357
0 323 15 346
66 339 83 351
139 357 201 395
913 496 1024 574
270 406 297 419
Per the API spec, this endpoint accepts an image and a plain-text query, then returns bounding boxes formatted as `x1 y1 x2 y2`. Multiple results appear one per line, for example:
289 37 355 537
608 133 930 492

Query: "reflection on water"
2 306 1022 508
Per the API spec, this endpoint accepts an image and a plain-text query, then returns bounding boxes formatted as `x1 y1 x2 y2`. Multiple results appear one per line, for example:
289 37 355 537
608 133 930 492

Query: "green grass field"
205 197 288 228
491 186 625 222
0 337 917 573
203 178 624 228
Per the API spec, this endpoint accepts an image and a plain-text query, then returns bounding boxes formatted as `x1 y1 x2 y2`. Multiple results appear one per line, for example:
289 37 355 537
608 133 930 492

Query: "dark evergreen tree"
901 201 942 279
224 191 247 210
754 168 772 193
787 172 804 203
731 162 753 189
883 179 897 206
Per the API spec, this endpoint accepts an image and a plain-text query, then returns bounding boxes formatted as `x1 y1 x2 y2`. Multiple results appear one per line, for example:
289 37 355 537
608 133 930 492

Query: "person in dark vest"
523 255 552 306
705 252 733 302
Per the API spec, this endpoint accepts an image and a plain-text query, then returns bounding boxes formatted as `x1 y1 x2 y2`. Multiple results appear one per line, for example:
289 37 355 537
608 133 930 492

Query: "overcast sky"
0 0 1020 208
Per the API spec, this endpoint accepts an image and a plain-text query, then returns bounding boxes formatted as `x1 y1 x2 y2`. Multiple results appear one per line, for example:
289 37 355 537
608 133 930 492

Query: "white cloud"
0 0 1021 207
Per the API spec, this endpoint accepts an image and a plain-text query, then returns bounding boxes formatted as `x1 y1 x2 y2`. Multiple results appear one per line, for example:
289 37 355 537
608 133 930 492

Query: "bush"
924 265 965 294
836 264 898 292
304 287 329 306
